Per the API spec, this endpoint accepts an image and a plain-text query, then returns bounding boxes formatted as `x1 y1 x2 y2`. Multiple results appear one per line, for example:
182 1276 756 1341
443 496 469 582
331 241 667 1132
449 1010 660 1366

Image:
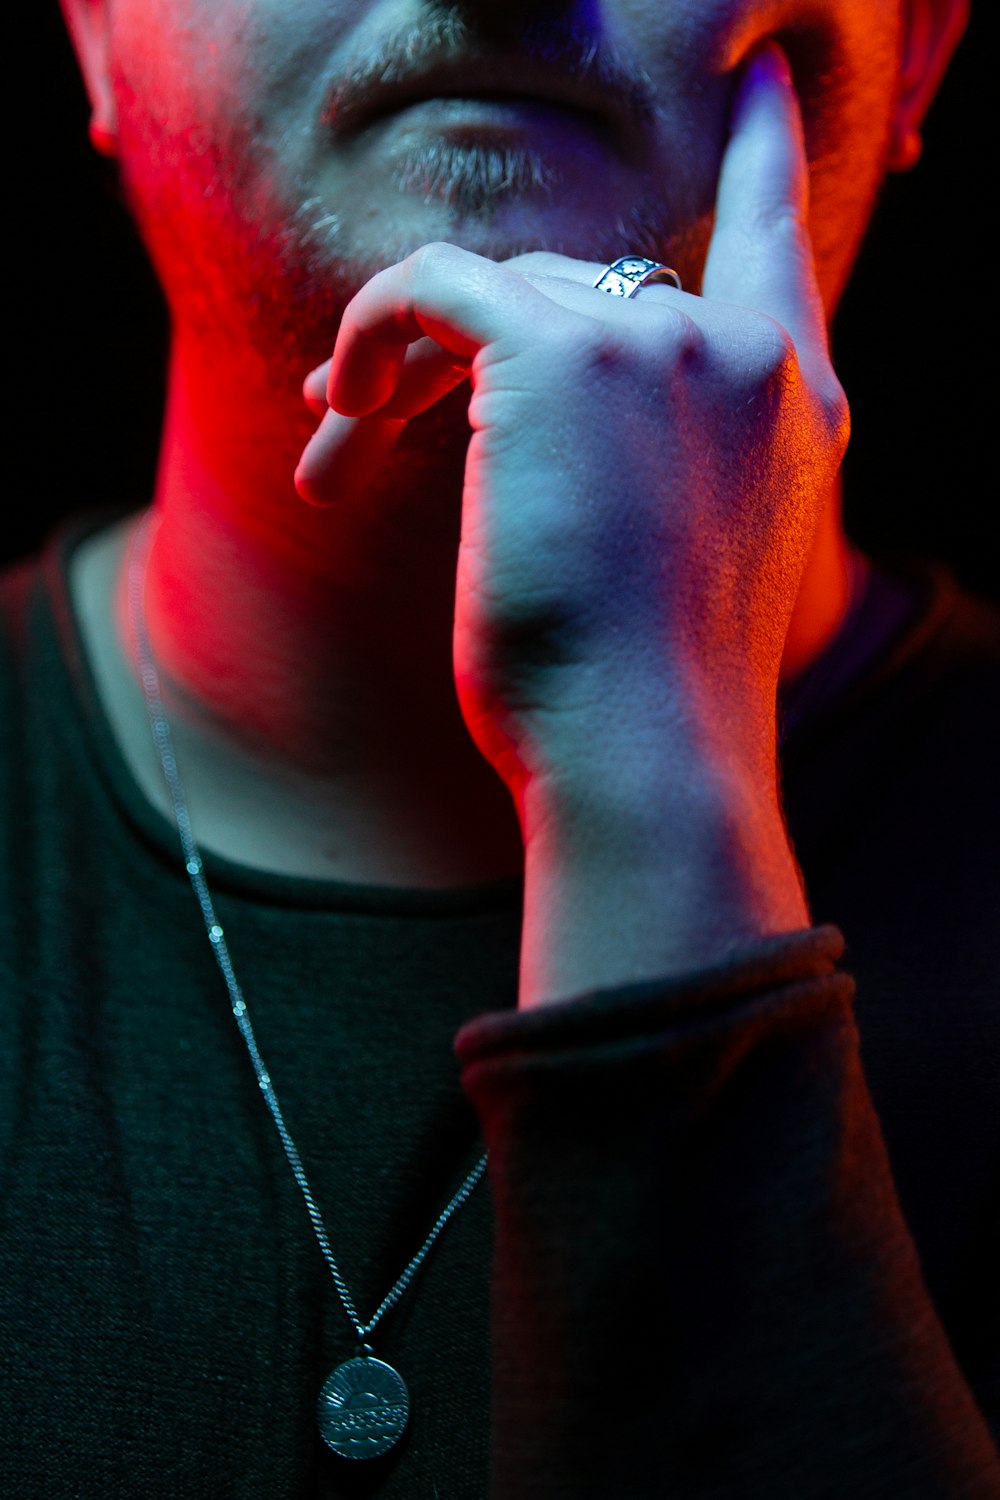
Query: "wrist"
517 742 809 1009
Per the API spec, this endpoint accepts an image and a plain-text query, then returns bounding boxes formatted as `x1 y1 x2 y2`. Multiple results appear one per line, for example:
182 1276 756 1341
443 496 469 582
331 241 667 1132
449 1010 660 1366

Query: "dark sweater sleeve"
455 926 1000 1500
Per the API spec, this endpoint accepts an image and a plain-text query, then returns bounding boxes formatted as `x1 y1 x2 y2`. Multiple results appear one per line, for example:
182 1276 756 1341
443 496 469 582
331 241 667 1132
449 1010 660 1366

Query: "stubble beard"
290 140 712 305
118 92 712 405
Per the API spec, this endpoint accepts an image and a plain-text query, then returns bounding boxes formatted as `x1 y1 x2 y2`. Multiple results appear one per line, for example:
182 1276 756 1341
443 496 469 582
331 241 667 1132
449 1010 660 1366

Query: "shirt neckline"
40 505 523 919
38 506 957 911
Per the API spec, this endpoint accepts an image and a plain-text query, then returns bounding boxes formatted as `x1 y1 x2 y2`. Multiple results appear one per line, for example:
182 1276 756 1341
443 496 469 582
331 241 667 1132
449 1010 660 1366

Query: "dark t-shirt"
1 517 998 1498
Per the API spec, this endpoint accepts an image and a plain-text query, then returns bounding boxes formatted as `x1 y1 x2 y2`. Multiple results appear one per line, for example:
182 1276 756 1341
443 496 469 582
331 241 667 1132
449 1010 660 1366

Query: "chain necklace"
127 514 488 1461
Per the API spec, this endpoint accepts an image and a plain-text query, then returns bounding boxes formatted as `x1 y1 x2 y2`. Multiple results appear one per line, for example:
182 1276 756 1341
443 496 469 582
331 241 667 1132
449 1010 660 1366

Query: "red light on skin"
68 0 961 908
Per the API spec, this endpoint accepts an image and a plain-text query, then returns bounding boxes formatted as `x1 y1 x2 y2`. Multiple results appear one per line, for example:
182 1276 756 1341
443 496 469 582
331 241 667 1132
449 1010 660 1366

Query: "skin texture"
63 0 967 1003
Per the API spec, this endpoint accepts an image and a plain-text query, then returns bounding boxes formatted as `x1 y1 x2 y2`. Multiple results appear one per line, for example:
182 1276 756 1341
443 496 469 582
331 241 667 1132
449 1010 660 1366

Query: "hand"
297 43 848 999
297 43 847 803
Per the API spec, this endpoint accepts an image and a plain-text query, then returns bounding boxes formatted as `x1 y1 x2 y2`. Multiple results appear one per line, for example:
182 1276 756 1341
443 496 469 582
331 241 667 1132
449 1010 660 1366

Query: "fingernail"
294 451 335 507
302 362 330 403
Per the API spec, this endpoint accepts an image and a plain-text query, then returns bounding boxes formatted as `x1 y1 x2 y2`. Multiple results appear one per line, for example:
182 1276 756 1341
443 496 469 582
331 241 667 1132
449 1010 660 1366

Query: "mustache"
322 14 659 136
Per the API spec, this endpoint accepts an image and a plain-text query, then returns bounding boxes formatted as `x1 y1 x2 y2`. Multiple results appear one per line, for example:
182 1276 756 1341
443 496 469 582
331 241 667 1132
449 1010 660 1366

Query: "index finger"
701 42 828 362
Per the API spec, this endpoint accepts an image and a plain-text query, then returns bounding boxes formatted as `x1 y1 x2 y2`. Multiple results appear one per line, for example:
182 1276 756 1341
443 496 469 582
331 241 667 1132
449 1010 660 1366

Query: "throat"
70 513 523 889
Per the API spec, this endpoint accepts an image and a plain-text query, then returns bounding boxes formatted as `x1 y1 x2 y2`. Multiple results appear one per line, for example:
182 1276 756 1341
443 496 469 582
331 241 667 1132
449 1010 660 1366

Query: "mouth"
323 52 654 152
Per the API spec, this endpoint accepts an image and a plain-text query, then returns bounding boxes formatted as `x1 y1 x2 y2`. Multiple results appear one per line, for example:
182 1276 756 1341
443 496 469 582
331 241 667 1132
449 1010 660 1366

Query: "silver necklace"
126 514 488 1461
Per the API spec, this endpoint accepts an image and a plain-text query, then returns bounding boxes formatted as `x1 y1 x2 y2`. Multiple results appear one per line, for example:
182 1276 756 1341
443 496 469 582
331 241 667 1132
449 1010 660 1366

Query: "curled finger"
294 407 407 507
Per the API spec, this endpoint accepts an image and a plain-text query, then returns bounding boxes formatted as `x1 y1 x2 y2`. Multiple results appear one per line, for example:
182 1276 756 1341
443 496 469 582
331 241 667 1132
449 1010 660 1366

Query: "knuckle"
756 201 811 257
554 309 709 390
649 310 708 401
575 305 706 393
566 322 633 383
712 313 798 408
750 315 798 382
657 307 707 365
505 250 561 275
407 240 462 283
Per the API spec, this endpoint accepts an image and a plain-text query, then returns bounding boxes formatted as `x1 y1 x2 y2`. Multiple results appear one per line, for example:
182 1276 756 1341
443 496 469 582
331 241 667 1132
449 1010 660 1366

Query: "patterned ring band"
593 256 683 298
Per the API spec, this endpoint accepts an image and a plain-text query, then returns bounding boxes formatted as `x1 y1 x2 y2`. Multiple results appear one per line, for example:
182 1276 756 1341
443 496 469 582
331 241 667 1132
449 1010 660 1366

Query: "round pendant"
317 1354 410 1460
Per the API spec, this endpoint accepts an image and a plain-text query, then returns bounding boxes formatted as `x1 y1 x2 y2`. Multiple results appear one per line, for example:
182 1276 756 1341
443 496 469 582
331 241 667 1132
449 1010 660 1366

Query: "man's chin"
292 192 710 297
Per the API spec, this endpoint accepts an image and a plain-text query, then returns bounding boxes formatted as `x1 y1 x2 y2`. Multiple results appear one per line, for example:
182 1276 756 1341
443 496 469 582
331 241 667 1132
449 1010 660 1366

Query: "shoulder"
1 508 133 713
0 547 50 783
784 562 999 980
904 566 1000 702
787 562 999 776
0 550 43 680
870 565 999 785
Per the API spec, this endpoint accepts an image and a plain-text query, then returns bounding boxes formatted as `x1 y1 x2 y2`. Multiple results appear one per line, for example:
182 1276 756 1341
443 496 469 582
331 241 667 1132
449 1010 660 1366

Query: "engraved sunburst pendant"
317 1349 410 1460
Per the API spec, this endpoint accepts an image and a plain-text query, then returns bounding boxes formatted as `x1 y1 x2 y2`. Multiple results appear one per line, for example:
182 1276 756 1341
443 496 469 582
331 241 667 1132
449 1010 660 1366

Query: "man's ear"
59 0 117 158
889 0 969 171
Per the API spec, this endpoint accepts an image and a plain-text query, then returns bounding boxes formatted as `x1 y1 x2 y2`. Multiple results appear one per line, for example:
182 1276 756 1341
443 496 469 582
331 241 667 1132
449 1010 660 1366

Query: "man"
1 0 996 1495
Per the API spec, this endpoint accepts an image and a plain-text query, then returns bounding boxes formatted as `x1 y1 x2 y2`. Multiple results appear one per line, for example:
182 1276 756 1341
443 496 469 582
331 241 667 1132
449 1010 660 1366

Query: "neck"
107 338 854 887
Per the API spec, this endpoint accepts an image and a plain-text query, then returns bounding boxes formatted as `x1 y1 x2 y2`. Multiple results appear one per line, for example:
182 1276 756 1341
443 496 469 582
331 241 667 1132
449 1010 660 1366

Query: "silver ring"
593 256 682 299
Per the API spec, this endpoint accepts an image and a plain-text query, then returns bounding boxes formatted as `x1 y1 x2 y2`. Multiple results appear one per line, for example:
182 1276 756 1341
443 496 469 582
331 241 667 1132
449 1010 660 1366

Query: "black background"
11 3 996 598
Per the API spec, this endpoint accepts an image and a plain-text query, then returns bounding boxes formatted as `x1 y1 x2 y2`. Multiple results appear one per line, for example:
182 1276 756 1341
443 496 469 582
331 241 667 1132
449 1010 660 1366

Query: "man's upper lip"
326 56 634 139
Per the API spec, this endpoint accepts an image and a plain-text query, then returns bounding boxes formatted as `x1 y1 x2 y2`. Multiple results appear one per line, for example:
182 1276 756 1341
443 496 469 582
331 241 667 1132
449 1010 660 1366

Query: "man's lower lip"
360 95 605 136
